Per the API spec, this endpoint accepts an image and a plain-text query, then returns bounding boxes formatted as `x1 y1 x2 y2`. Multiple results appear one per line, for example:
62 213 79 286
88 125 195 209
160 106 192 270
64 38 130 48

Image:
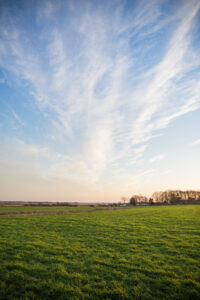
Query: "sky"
0 0 200 202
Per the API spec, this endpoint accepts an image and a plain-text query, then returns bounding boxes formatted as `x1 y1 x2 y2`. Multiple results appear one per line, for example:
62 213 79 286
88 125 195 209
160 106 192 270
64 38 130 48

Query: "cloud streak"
150 153 166 163
190 139 200 147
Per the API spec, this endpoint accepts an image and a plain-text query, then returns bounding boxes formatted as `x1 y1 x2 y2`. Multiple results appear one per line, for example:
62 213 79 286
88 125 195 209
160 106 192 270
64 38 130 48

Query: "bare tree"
121 197 127 204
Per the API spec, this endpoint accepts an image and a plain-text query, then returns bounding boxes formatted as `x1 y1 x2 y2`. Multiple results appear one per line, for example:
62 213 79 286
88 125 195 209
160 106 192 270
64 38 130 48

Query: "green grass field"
0 205 107 213
0 206 200 299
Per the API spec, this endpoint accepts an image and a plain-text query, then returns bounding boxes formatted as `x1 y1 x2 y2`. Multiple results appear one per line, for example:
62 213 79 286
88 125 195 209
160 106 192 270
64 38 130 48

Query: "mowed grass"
0 205 107 213
0 206 200 299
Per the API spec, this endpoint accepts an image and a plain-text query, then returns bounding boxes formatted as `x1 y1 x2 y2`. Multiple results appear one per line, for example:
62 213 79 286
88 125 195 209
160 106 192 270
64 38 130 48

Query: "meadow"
0 205 107 213
0 206 200 299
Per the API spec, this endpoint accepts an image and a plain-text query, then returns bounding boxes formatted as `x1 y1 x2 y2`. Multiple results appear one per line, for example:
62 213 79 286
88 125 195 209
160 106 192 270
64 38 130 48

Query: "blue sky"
0 0 200 202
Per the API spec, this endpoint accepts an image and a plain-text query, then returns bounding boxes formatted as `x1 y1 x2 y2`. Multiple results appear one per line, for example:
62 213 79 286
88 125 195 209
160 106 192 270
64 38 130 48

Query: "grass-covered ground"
0 206 200 299
0 205 107 213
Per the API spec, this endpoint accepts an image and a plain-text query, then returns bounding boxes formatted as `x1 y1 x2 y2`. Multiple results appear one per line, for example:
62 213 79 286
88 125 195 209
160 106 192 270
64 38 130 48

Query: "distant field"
0 206 200 299
0 205 107 212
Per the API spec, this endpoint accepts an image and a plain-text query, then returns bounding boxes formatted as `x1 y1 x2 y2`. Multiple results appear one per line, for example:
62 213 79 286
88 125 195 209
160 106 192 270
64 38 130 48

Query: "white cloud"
134 145 147 155
150 153 166 163
0 138 97 186
129 0 200 147
11 109 25 126
190 139 200 147
37 0 57 20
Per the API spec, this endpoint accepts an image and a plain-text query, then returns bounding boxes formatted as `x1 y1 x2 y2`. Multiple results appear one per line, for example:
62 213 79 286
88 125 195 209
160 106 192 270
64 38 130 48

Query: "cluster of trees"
122 195 150 205
123 190 200 206
129 194 149 205
152 190 200 204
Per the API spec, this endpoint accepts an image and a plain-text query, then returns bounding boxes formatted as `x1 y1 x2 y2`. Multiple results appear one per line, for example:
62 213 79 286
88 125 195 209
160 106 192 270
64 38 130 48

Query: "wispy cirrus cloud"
11 109 25 127
150 153 166 163
128 0 200 146
189 138 200 147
